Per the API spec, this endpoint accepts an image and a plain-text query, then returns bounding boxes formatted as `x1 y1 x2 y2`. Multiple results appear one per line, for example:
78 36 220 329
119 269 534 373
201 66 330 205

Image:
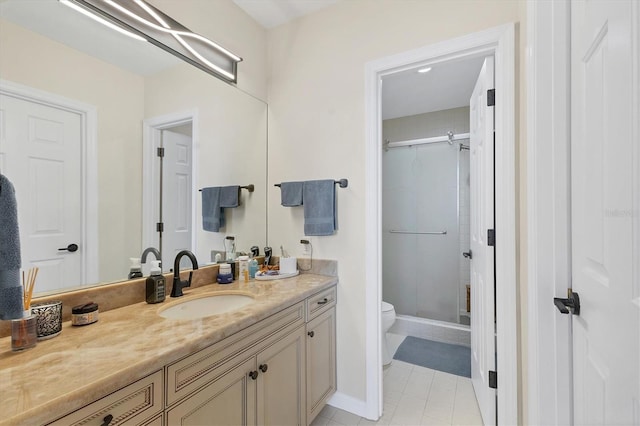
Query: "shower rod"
389 230 447 235
384 132 470 150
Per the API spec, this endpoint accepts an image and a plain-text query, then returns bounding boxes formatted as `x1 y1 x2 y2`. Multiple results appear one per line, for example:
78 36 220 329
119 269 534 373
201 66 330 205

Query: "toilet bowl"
381 301 397 365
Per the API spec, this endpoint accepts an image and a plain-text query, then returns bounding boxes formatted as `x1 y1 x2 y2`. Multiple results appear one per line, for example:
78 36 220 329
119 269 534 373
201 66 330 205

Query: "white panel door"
162 129 192 270
469 56 496 426
571 1 640 424
0 94 83 292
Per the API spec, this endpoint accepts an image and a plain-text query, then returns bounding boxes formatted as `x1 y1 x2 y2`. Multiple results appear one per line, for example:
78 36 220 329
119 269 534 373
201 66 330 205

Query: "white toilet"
381 301 397 365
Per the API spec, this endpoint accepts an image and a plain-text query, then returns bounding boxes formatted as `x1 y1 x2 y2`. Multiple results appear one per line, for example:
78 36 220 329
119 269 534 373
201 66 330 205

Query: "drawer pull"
101 414 113 426
249 370 259 380
259 364 268 373
308 331 315 338
317 298 329 305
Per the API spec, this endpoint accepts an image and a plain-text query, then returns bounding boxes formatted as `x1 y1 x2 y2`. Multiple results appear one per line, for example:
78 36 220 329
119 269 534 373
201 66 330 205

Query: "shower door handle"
462 250 472 259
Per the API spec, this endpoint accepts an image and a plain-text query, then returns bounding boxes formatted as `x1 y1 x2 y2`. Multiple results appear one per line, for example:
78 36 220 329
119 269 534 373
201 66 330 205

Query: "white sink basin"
158 293 255 320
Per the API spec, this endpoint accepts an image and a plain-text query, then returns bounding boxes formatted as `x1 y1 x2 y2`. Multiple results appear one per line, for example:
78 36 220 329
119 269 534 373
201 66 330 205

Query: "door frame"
363 24 517 423
142 110 199 259
525 1 573 424
0 79 99 285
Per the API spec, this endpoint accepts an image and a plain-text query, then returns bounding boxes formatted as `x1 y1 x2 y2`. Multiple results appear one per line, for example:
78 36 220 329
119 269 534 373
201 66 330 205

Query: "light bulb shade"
63 0 242 83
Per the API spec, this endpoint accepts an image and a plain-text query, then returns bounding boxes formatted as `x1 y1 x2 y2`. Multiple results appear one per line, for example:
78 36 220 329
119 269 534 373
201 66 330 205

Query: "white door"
0 94 83 292
469 56 496 426
570 1 640 424
162 129 193 270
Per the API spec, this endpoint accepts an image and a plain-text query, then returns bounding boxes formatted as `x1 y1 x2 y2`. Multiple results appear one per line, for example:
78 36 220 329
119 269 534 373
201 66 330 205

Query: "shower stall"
382 107 471 344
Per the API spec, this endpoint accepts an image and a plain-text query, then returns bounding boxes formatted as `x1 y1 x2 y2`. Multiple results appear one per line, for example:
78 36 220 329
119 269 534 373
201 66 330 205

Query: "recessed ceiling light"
417 67 432 73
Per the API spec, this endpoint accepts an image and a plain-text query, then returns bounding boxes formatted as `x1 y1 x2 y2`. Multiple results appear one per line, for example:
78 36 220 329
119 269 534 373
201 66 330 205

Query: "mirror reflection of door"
0 93 83 292
153 124 193 273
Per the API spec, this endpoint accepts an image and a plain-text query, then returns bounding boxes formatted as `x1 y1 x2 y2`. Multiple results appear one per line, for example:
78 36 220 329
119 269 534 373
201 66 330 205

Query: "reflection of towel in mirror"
303 180 336 236
280 181 303 207
0 174 25 320
219 186 240 208
202 186 241 232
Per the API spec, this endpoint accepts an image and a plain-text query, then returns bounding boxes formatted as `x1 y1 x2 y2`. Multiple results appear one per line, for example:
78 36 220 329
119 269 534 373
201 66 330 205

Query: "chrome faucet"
141 247 161 267
170 250 199 298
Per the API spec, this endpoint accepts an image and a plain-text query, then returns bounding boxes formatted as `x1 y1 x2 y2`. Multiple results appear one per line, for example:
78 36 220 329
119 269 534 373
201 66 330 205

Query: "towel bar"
199 184 254 193
275 179 348 188
389 230 447 235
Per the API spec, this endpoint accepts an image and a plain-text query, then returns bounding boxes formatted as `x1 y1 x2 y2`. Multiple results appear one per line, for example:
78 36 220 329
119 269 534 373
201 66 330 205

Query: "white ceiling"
0 0 179 76
232 0 340 29
382 56 486 120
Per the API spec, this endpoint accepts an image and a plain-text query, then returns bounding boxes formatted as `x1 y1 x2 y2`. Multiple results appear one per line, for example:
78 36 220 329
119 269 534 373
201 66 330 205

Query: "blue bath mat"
393 336 471 378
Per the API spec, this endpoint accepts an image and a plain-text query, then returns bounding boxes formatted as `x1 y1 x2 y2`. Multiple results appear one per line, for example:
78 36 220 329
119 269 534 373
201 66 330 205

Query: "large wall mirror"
0 0 267 295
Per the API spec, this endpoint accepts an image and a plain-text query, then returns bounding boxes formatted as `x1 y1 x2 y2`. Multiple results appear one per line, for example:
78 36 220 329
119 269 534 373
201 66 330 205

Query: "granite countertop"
0 273 337 425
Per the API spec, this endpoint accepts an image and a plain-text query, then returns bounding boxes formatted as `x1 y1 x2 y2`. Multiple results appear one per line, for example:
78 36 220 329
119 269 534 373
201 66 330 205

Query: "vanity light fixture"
59 0 242 83
60 0 146 41
417 66 432 73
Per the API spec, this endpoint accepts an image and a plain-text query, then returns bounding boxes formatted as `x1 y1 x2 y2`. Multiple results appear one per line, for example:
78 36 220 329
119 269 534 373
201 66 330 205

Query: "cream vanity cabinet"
47 286 336 426
166 285 336 426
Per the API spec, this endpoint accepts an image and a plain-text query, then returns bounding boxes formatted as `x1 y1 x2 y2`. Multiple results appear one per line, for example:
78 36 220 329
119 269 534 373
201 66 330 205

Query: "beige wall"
0 18 145 283
266 0 526 414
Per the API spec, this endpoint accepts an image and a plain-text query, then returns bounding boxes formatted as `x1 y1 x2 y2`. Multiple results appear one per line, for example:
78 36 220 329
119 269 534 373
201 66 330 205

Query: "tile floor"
311 333 483 426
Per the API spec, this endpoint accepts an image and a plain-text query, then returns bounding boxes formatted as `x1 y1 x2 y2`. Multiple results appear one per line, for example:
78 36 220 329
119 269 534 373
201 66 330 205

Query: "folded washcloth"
303 180 336 236
280 181 303 207
0 174 24 320
220 186 240 208
201 187 224 232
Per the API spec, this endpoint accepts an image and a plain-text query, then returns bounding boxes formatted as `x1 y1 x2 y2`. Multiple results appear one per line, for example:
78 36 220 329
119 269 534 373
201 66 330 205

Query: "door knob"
553 291 580 315
58 243 79 253
463 250 472 259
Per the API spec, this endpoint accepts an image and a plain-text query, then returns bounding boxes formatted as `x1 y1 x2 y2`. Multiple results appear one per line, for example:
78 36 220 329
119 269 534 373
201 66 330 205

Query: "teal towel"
220 186 240 208
303 180 336 236
201 187 224 232
280 181 303 207
0 174 24 320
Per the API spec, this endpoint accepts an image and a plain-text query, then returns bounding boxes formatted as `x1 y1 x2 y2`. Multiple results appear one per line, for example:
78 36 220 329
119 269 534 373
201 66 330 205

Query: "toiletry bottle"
238 255 249 282
128 258 143 279
225 236 236 261
248 255 258 279
145 260 165 304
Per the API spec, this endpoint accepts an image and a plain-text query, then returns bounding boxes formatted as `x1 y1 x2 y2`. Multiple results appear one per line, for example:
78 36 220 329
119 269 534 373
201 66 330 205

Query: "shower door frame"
363 23 517 424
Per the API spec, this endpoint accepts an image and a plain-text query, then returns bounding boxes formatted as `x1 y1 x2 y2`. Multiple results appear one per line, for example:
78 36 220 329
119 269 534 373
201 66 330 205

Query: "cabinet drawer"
48 370 163 426
306 286 336 321
166 301 305 406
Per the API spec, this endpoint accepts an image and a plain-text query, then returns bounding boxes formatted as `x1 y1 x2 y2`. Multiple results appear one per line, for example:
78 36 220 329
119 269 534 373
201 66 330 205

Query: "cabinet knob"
101 414 113 426
308 331 315 338
249 370 258 380
259 363 268 373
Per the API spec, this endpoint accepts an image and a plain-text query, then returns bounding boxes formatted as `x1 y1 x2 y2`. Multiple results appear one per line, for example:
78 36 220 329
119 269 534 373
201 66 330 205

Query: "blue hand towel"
303 180 336 236
220 186 240 208
0 174 25 320
280 181 303 207
201 187 224 232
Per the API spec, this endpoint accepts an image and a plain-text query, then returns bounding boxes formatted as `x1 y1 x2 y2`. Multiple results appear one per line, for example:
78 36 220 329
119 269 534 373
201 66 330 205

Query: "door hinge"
487 229 495 246
157 147 165 157
487 89 495 106
489 370 498 389
156 222 164 232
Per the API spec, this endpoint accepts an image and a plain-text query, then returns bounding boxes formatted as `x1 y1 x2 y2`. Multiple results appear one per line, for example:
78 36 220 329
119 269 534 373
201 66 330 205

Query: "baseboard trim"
328 392 371 420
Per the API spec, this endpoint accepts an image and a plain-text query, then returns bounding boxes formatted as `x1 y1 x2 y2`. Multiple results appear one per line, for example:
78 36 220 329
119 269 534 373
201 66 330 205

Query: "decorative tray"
255 270 300 281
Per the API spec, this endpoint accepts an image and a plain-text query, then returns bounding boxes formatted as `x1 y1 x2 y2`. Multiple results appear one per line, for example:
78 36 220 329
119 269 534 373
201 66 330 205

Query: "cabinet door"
256 326 306 426
306 308 336 424
166 357 257 426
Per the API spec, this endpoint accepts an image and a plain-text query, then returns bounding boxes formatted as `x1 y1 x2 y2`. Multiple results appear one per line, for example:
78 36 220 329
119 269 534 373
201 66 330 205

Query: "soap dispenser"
128 258 143 279
145 260 165 304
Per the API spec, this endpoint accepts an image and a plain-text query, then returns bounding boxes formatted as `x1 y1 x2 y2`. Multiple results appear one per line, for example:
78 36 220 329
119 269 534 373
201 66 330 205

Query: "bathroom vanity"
0 274 337 426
